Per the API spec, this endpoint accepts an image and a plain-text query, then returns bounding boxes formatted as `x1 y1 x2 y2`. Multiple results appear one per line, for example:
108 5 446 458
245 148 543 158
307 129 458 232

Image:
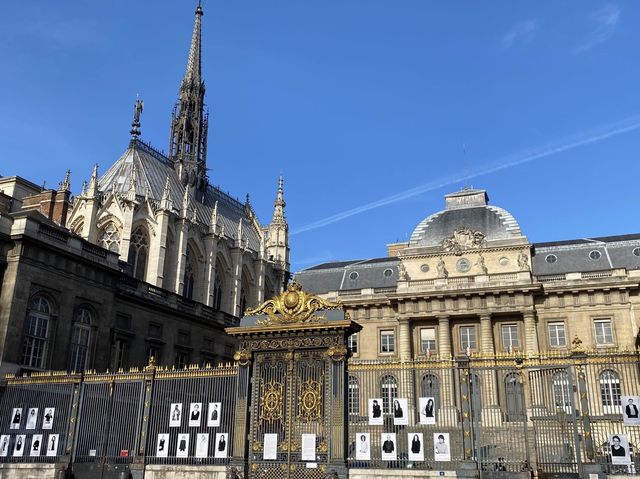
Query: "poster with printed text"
381 433 397 461
263 433 278 460
214 433 228 458
609 434 631 465
156 433 169 458
169 403 182 427
30 434 43 457
195 433 209 458
433 432 451 462
418 397 436 425
13 435 25 457
189 403 203 427
42 408 55 430
407 432 424 461
176 433 189 458
10 408 22 429
25 408 38 430
392 398 408 426
207 402 221 427
368 398 383 425
46 434 59 457
0 435 9 457
622 396 640 426
355 433 371 461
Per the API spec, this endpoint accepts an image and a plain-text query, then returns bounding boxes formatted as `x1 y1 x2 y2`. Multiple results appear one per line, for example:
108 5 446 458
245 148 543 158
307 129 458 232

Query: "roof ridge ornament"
130 98 144 139
246 280 342 325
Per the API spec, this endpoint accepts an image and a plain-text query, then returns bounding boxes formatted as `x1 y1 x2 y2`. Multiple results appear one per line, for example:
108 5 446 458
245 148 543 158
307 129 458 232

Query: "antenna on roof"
462 143 470 190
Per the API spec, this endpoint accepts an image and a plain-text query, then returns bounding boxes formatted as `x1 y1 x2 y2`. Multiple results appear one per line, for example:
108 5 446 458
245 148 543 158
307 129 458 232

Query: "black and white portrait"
381 433 397 461
13 435 25 457
408 432 424 461
42 408 55 430
368 398 383 425
207 402 221 427
195 433 209 458
26 408 38 430
392 398 408 426
156 433 169 458
169 403 182 428
10 408 22 430
214 433 228 458
433 433 451 462
609 434 631 465
30 434 42 457
355 433 371 461
418 397 436 425
622 396 640 426
176 433 189 458
0 435 8 457
189 402 202 428
46 434 59 457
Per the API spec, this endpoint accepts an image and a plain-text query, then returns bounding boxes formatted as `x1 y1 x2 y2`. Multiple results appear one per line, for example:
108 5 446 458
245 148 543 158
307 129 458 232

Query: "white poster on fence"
433 433 451 462
355 433 370 461
263 433 278 460
301 433 316 461
407 432 424 461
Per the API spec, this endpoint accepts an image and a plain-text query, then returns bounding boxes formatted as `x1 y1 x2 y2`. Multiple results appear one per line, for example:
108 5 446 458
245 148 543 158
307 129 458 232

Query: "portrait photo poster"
621 396 640 426
156 433 169 458
42 407 55 430
25 408 38 430
0 435 9 457
169 403 182 428
433 432 451 462
263 433 278 460
381 433 397 461
609 434 631 465
195 433 209 458
408 432 424 462
214 433 228 458
10 408 22 429
189 402 202 428
368 398 383 425
418 397 436 425
46 434 59 457
13 435 25 457
176 433 189 458
355 432 371 461
301 433 316 461
30 434 43 457
392 398 408 426
207 402 222 427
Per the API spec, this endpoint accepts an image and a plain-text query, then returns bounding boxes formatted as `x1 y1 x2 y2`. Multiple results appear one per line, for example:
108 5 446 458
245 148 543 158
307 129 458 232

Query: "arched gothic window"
183 247 196 300
68 308 92 372
505 372 525 421
127 226 149 280
98 223 121 253
213 275 223 310
599 369 621 414
552 371 572 414
22 296 52 368
348 376 360 416
380 375 398 414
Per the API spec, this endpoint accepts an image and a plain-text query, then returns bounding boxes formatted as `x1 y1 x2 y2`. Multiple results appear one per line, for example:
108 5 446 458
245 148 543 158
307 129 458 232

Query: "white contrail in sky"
291 116 640 236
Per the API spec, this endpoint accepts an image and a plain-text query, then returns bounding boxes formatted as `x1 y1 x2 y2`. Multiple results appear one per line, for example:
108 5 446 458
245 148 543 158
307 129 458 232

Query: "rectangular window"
420 328 437 354
548 322 566 347
148 322 162 339
501 324 520 351
112 338 128 370
175 351 189 369
459 326 477 351
177 330 191 346
146 344 162 365
202 337 214 352
347 333 358 354
594 319 613 345
380 330 395 353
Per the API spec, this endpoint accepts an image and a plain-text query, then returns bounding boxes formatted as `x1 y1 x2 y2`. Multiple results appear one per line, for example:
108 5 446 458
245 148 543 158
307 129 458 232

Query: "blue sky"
1 1 639 272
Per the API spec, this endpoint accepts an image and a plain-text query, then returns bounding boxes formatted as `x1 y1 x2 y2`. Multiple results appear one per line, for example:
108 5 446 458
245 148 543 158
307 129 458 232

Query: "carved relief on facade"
441 227 487 255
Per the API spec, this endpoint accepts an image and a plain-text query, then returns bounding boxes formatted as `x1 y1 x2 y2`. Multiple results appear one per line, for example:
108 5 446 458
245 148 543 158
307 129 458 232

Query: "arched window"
348 376 360 416
98 223 120 253
182 247 196 300
599 369 621 414
22 296 52 368
421 373 440 419
505 373 525 421
213 275 223 310
380 375 398 414
127 226 149 280
68 308 92 372
552 371 572 414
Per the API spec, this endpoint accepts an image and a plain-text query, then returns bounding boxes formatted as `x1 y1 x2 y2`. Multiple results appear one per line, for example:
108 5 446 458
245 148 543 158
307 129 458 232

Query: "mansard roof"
98 139 262 252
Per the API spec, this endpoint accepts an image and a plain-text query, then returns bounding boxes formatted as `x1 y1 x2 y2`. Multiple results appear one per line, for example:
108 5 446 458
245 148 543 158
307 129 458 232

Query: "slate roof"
98 139 262 252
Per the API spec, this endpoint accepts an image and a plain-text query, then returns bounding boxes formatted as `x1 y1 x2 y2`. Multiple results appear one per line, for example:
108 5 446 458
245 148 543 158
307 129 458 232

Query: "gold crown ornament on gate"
246 280 342 325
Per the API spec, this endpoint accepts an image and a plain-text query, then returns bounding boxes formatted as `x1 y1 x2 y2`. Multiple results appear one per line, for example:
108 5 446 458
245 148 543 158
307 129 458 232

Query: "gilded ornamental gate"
226 281 360 479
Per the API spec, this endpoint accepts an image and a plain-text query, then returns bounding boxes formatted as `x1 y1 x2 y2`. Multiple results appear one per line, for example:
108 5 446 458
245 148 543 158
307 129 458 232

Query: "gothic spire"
270 176 286 226
169 4 209 195
87 164 99 197
58 169 71 191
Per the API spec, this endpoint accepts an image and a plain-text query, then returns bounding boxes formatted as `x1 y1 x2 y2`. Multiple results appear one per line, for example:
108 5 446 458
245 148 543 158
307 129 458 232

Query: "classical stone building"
296 187 640 361
0 5 289 375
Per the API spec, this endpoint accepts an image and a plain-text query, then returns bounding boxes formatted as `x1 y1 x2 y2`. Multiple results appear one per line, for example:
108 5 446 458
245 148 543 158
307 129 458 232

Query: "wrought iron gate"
248 349 330 479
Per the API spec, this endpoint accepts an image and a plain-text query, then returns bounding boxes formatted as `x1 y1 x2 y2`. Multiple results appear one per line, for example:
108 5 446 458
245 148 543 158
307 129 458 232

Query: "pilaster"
147 209 170 287
231 248 244 317
174 219 189 295
523 310 539 355
203 235 219 306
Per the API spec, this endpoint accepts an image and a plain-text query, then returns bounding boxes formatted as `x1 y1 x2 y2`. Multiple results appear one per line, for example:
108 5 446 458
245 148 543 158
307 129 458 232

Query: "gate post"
130 358 157 478
62 374 83 476
457 357 480 478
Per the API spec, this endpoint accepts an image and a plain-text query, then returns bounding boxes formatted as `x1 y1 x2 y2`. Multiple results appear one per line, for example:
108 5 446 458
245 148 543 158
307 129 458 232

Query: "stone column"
480 313 494 355
397 317 411 361
437 315 452 359
523 310 539 355
437 315 456 422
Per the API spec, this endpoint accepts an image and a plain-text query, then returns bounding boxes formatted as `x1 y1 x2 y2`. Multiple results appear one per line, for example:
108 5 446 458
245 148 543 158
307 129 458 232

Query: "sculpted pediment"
441 227 486 255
